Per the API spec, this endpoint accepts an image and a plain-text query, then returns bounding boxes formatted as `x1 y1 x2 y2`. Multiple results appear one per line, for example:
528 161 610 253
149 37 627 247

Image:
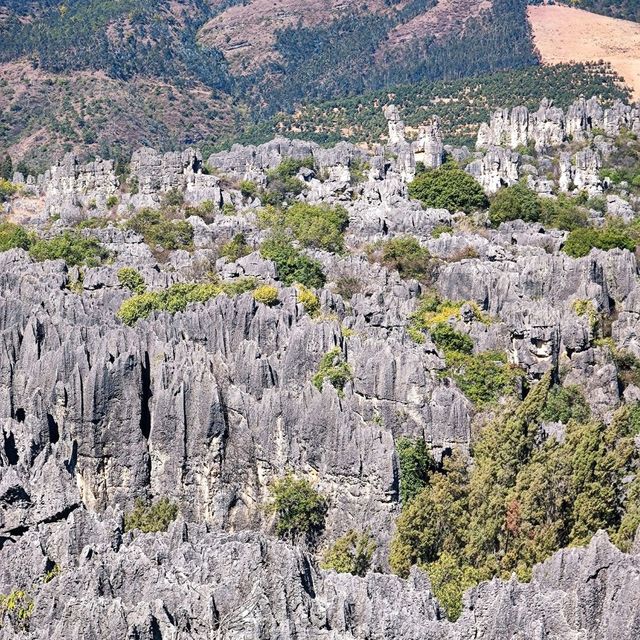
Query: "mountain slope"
529 4 640 98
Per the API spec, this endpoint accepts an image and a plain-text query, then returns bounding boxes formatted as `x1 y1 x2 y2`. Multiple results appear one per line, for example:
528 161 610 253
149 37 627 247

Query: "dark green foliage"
368 236 436 282
312 348 353 395
0 155 12 180
231 63 628 150
125 209 194 252
396 437 434 504
571 0 640 22
269 475 327 542
0 179 18 203
321 530 376 576
445 350 523 407
283 202 349 253
260 234 326 288
220 233 251 262
563 224 636 258
390 373 640 618
540 195 589 231
430 323 474 355
409 162 488 213
124 498 178 534
540 385 591 424
240 180 258 199
488 182 542 225
117 267 146 294
29 231 109 267
0 222 32 252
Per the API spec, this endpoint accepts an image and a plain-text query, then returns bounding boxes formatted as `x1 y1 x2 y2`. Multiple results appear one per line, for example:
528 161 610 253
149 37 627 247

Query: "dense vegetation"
321 530 376 576
116 279 257 325
124 498 179 534
391 374 640 619
227 63 630 150
268 476 327 543
569 0 640 21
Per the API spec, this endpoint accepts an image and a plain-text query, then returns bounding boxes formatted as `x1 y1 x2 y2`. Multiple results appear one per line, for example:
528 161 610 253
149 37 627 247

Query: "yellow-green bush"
296 284 320 316
253 284 279 305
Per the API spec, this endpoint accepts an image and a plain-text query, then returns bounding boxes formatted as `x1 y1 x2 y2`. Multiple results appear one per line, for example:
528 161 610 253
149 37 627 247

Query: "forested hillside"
224 63 630 150
568 0 640 21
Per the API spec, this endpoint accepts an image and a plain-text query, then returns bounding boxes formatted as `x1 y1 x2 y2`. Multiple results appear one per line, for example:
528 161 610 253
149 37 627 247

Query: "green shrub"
563 224 636 258
0 589 34 631
296 284 320 316
220 233 251 261
284 202 349 252
0 222 32 252
240 180 258 199
425 553 480 621
106 195 119 209
349 158 370 185
408 162 488 213
0 178 17 203
430 323 474 355
222 203 237 215
488 182 542 225
117 267 146 294
321 530 376 576
161 188 184 208
312 347 352 395
75 217 109 230
540 195 589 231
269 475 327 541
126 209 193 252
396 437 434 504
29 231 109 267
334 275 362 300
368 236 435 282
260 234 325 288
116 279 256 325
253 284 279 305
431 224 452 238
541 385 591 424
271 157 314 180
445 350 523 407
124 498 178 533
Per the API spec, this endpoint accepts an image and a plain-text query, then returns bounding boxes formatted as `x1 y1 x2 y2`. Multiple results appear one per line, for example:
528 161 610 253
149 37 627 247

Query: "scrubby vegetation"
563 223 636 257
124 498 179 534
0 589 34 631
125 209 193 254
29 231 109 267
253 285 279 306
220 233 251 262
117 267 146 294
312 348 353 395
269 476 327 542
396 437 434 504
296 284 320 316
390 374 640 619
488 182 542 225
367 236 437 283
321 530 376 576
260 234 326 289
117 279 256 325
409 162 488 213
0 222 32 252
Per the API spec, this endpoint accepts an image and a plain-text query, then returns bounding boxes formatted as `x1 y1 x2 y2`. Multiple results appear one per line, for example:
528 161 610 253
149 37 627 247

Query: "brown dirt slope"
528 4 640 98
0 61 236 170
198 0 489 75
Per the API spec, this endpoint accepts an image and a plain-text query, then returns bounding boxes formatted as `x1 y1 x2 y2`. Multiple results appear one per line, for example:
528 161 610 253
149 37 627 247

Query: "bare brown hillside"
528 4 640 98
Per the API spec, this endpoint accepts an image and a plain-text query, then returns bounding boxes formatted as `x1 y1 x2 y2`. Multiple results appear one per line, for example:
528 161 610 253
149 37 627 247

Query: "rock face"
476 97 640 153
0 510 637 639
3 96 640 639
39 154 119 223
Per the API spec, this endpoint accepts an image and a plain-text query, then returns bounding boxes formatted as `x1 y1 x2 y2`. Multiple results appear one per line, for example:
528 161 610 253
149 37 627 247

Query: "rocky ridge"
1 95 640 638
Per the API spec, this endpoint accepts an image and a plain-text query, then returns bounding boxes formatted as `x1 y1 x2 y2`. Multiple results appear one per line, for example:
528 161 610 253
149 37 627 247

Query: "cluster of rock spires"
2 96 640 638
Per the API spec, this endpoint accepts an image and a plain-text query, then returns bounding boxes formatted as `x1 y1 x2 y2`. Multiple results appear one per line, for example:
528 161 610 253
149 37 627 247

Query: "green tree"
0 155 13 180
269 475 327 542
0 222 32 252
396 437 434 504
488 182 542 225
321 530 376 576
124 498 178 533
260 233 325 288
409 162 488 213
